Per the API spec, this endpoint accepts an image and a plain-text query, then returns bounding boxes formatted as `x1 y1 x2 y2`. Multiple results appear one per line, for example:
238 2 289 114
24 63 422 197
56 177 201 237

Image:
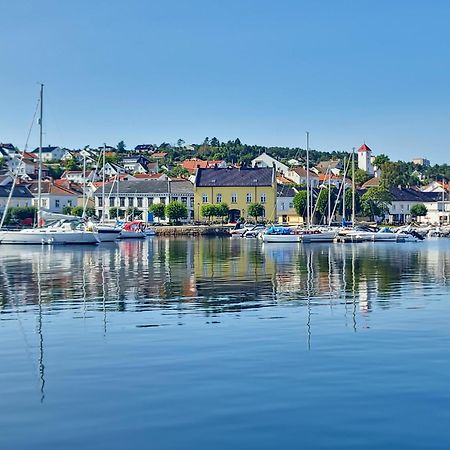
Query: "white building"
286 167 320 188
276 184 298 224
99 162 126 178
251 152 289 174
34 146 65 162
387 187 440 224
94 179 194 223
357 144 374 176
0 184 34 214
61 170 98 184
29 182 79 213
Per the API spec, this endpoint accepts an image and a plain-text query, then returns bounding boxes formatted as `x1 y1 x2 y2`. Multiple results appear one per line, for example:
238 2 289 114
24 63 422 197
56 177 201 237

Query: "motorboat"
119 220 146 239
261 226 302 243
242 224 266 238
96 224 122 242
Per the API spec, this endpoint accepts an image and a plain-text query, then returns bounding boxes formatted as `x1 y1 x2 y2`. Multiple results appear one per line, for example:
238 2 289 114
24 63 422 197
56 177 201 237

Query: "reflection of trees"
0 240 450 317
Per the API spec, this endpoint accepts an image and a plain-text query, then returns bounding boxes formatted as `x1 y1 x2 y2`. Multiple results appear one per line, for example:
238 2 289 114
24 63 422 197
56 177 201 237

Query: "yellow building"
194 167 277 222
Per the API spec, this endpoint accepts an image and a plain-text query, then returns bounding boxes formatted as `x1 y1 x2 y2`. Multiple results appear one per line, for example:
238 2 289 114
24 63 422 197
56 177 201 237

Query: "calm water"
1 237 450 449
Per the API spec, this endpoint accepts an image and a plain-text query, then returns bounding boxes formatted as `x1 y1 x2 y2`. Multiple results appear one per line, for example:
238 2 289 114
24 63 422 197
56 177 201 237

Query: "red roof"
152 152 167 158
181 158 225 174
358 144 372 153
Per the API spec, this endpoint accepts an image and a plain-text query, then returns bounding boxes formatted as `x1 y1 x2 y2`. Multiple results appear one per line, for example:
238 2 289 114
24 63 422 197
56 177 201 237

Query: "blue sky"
2 0 450 162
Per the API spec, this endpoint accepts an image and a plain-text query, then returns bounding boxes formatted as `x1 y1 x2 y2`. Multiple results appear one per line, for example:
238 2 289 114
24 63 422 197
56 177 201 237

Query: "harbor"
2 236 450 449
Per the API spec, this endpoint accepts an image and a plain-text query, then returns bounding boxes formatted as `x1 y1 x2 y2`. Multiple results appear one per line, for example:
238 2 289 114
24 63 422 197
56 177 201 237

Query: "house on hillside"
315 160 343 176
99 162 126 178
28 181 79 213
0 184 33 214
412 157 431 167
93 179 194 222
33 146 65 162
134 144 156 153
61 170 99 184
122 155 151 173
286 167 320 188
194 167 277 222
182 158 226 175
251 152 289 174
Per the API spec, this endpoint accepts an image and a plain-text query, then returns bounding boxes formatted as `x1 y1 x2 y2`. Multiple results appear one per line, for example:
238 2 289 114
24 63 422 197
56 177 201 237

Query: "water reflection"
0 238 449 317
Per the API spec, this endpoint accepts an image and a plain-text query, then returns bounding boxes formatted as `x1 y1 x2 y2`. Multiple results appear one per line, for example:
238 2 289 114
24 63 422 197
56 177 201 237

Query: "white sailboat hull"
301 231 337 243
0 229 100 245
261 234 302 243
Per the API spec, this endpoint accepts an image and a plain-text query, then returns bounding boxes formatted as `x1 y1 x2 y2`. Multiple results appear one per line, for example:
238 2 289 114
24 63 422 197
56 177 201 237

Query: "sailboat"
94 145 122 242
0 84 100 245
262 132 336 243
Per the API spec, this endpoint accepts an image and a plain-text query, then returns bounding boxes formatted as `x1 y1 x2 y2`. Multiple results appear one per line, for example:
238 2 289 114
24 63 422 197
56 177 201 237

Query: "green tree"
165 201 188 224
200 204 217 223
210 137 220 147
70 206 84 217
127 207 141 219
109 207 119 219
247 203 265 222
117 141 126 152
0 157 4 169
410 203 427 219
361 187 391 221
353 168 370 185
149 203 165 221
373 154 390 168
293 190 308 219
215 203 229 223
315 187 337 222
64 158 80 170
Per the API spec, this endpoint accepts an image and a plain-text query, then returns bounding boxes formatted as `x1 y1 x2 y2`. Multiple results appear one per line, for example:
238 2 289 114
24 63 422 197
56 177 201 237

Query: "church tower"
358 143 374 175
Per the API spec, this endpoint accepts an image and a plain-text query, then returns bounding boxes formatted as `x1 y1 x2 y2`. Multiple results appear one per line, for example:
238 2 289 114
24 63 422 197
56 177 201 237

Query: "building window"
128 197 134 207
231 193 237 203
55 199 60 208
202 194 208 203
120 197 125 207
181 197 187 205
137 197 143 207
289 202 293 208
109 197 115 207
160 197 166 205
98 197 103 207
246 193 252 203
281 202 285 211
216 193 222 203
68 200 73 207
260 192 266 204
148 197 154 205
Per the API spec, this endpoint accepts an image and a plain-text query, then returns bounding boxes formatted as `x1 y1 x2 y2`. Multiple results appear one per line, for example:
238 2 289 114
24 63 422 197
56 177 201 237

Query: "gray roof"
33 146 60 153
94 179 193 196
388 187 440 202
196 167 274 187
0 184 33 198
277 184 296 198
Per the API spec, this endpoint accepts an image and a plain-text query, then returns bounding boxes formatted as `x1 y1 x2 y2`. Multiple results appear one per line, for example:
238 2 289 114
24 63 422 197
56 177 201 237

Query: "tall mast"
306 131 310 229
327 165 331 226
102 144 106 222
82 153 86 218
37 84 44 228
351 147 356 227
342 156 346 225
